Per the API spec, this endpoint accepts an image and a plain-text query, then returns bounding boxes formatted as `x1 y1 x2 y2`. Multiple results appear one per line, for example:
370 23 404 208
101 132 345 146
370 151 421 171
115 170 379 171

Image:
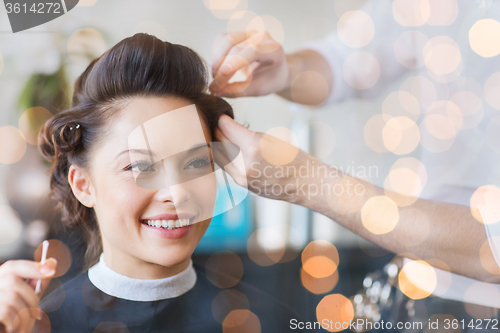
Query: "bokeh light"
420 101 461 153
361 196 400 235
398 260 437 299
423 36 462 76
0 205 23 245
382 91 421 121
364 115 389 153
486 116 500 153
24 309 51 332
302 240 339 276
427 0 458 26
18 107 53 145
247 228 285 266
484 72 500 110
245 15 284 52
450 91 484 130
425 258 452 297
470 185 500 224
301 266 339 294
337 10 375 48
469 19 500 58
290 71 330 106
392 0 430 26
382 116 420 155
303 256 337 279
67 28 106 66
384 157 427 205
205 250 244 289
260 127 299 166
212 289 250 324
0 126 27 164
25 220 50 248
223 309 261 333
399 75 437 110
132 21 168 41
226 10 283 51
203 0 248 20
394 30 429 69
423 112 457 138
343 52 380 90
465 302 499 320
479 238 500 275
34 239 72 278
316 294 354 332
464 282 500 310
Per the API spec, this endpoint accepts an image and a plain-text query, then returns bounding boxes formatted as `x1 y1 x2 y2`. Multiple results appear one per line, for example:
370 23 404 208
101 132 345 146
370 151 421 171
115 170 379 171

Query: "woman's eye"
128 162 156 172
185 157 211 169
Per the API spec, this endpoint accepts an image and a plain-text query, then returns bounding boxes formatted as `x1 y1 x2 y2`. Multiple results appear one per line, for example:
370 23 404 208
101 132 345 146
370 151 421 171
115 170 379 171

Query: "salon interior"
1 0 500 332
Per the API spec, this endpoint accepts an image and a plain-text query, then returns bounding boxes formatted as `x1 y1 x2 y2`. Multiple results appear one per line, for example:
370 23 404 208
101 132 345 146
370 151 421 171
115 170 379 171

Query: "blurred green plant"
17 63 71 116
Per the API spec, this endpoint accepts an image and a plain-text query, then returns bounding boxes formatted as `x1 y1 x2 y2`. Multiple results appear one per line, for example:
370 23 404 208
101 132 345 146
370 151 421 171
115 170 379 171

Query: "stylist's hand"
209 31 289 97
216 114 312 204
0 258 57 333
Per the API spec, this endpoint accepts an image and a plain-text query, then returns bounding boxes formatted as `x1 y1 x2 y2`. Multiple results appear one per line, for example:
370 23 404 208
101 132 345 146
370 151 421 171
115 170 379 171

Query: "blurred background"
0 0 497 331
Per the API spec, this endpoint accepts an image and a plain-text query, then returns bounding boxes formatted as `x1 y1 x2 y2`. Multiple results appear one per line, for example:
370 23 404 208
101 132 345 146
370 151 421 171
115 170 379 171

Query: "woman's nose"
156 160 191 206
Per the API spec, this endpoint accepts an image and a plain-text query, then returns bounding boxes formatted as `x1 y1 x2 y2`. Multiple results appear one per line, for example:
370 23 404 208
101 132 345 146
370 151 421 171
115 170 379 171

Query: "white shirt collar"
88 253 197 302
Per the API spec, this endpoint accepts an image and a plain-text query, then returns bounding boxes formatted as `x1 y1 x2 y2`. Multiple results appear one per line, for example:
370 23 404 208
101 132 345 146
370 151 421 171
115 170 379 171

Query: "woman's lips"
139 213 196 239
140 220 193 239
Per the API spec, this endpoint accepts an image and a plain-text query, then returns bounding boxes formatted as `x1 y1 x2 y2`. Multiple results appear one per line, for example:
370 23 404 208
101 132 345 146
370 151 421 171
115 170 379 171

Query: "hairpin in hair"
69 123 81 131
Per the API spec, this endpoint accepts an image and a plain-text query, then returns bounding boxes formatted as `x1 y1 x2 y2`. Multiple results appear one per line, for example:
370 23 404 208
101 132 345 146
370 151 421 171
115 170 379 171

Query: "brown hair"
38 33 234 270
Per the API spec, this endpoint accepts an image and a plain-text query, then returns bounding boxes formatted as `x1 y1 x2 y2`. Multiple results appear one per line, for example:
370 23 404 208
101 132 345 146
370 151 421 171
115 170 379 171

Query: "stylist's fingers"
218 115 259 150
211 32 248 76
210 45 258 95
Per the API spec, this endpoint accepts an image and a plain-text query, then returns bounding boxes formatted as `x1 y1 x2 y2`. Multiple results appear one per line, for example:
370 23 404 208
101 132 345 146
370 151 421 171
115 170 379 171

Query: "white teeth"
144 219 191 230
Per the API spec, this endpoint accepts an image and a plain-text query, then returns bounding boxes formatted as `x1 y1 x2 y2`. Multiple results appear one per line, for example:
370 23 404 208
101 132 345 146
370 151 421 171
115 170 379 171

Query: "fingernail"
40 265 55 276
221 63 232 75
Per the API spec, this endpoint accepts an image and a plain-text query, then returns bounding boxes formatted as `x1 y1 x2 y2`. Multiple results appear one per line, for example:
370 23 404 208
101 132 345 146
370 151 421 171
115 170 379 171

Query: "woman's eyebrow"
116 143 210 160
116 149 155 160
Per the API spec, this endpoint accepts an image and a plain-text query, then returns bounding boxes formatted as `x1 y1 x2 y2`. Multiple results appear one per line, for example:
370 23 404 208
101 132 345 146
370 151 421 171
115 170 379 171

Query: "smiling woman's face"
80 96 217 278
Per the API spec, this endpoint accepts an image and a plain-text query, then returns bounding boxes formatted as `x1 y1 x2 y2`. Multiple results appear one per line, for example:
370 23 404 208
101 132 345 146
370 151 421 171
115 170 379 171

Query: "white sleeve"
298 0 415 106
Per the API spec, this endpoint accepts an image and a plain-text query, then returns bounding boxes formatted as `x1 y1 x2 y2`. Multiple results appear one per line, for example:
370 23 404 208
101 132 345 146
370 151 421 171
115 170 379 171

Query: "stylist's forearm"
294 160 493 283
276 49 333 106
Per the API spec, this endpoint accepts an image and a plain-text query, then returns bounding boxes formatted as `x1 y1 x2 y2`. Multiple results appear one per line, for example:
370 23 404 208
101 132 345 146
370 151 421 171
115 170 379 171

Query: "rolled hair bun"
38 33 234 270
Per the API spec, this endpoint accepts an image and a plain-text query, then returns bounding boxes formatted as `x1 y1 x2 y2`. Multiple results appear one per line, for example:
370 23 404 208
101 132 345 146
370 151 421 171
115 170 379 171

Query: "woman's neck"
102 248 190 279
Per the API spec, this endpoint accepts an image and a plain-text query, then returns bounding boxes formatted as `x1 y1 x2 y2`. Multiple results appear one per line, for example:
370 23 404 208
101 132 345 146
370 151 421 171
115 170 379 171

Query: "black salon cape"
35 264 300 333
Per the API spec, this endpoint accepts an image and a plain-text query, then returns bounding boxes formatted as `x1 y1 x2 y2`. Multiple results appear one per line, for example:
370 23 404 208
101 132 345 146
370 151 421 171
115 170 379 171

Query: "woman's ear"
68 165 95 208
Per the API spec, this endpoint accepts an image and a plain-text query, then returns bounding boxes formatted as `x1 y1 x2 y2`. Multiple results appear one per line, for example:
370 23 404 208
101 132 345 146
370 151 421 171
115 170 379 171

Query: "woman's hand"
209 31 289 98
0 258 57 333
